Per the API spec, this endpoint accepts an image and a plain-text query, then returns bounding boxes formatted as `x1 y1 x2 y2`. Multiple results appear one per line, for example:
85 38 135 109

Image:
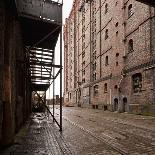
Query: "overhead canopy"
14 0 62 91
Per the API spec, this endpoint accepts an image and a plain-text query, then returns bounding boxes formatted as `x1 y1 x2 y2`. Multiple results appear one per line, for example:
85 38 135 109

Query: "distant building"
47 95 64 105
64 0 155 115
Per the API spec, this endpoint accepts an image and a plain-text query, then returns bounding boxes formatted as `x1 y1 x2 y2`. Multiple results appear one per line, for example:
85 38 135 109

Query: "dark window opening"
82 78 85 83
104 105 108 111
94 85 99 95
116 53 119 57
128 39 134 53
114 98 118 111
122 97 128 112
70 93 72 100
132 73 142 93
104 83 108 93
82 52 85 58
128 4 133 18
105 56 109 66
115 22 118 27
114 85 118 90
93 73 96 81
93 62 97 70
105 3 108 14
105 29 109 40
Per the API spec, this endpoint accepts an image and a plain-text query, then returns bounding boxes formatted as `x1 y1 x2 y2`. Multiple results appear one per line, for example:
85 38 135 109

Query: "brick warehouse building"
64 0 155 115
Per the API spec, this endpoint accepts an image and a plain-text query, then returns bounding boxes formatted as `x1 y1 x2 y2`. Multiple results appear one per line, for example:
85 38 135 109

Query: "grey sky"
63 0 74 22
47 0 73 98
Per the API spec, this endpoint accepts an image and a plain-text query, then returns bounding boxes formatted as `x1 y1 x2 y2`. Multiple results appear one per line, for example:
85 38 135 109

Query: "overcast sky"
63 0 74 22
47 0 73 98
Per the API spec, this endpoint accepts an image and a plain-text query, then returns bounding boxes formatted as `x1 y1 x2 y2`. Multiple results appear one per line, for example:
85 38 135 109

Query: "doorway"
122 97 127 112
114 98 118 111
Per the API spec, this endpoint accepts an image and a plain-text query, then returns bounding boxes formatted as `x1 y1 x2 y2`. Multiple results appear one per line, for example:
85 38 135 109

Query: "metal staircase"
13 0 63 130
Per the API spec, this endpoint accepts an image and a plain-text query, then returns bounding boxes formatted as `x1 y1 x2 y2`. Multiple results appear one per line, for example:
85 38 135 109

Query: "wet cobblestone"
0 107 155 155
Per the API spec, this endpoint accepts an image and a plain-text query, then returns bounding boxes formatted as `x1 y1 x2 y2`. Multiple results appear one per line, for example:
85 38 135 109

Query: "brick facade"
64 0 155 115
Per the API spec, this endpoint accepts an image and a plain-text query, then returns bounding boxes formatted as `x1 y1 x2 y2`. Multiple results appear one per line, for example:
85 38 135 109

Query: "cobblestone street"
1 107 155 155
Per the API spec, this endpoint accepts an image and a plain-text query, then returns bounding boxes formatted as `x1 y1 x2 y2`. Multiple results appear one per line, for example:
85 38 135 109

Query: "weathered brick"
64 0 155 115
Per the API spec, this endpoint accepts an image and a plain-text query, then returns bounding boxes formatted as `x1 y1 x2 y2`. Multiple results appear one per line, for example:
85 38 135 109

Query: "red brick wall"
64 0 155 114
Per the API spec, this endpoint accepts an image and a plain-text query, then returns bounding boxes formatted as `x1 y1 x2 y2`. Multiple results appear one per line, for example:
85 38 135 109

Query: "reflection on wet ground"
0 107 155 155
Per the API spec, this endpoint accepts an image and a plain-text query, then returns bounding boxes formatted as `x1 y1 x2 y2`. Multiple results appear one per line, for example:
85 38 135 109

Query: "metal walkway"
12 0 63 130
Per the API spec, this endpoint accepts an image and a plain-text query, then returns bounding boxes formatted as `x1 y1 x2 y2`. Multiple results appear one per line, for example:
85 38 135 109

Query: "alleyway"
1 107 155 155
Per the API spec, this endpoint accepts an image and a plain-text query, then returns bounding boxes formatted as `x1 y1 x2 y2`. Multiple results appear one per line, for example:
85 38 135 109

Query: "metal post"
60 28 62 131
53 57 55 122
59 1 63 131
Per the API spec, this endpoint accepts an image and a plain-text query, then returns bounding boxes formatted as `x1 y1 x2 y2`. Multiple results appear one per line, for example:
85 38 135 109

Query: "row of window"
105 52 119 66
82 5 86 85
79 1 133 33
93 73 142 95
104 2 133 18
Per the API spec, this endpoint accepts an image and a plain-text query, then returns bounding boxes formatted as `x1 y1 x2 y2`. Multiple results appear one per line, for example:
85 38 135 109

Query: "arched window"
104 83 108 93
105 56 109 66
105 3 108 14
132 73 142 93
105 29 109 40
128 39 133 52
128 4 133 18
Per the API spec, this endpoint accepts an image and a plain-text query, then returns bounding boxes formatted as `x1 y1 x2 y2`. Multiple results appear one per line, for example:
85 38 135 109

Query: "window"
116 61 118 66
115 22 118 27
116 53 119 57
82 41 85 49
82 61 85 67
114 85 118 90
82 34 85 40
93 62 96 71
116 31 118 36
128 39 134 53
92 51 96 60
105 29 109 40
105 3 108 14
93 73 96 81
114 98 118 111
70 93 72 100
82 52 85 58
105 56 109 66
94 85 99 95
104 83 108 93
128 4 133 18
82 78 85 83
82 70 85 75
132 73 142 93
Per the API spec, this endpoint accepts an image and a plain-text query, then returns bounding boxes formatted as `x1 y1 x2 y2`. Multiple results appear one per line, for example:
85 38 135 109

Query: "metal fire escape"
13 0 63 130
